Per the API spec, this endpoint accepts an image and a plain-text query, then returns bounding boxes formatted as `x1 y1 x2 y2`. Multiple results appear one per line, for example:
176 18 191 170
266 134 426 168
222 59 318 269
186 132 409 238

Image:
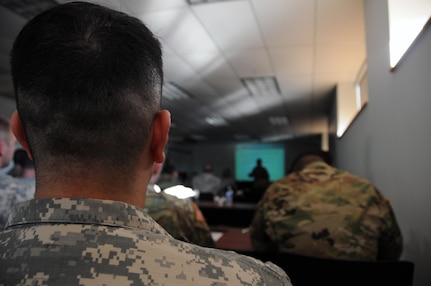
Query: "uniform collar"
6 197 170 236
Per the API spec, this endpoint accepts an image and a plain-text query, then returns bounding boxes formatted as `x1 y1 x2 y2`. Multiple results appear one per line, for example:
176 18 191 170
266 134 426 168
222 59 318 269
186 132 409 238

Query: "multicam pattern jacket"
145 189 215 247
0 198 292 285
250 161 403 260
0 173 35 230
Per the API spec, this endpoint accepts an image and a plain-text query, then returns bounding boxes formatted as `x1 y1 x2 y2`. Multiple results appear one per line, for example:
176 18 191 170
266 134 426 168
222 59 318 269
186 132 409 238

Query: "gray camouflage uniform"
0 198 292 285
0 172 35 230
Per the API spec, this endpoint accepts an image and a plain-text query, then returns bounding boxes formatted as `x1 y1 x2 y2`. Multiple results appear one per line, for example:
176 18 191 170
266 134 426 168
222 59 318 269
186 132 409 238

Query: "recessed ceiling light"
261 133 294 142
187 0 234 5
269 116 289 126
241 76 281 96
163 82 192 101
205 116 228 126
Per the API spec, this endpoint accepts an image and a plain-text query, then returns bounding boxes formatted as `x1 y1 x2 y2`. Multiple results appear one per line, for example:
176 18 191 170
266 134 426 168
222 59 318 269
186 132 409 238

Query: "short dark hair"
10 2 163 184
289 150 332 173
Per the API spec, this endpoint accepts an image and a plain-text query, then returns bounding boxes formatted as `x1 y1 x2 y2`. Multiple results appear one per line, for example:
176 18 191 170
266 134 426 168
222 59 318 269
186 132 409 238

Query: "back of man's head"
290 151 332 172
10 2 163 184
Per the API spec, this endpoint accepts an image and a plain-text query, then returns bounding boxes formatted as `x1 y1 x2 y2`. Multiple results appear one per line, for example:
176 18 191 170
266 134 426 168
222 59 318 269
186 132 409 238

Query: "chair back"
238 251 415 286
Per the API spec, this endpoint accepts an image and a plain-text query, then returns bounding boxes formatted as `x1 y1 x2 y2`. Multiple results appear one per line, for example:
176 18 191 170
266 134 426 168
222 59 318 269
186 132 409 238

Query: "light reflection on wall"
388 0 431 70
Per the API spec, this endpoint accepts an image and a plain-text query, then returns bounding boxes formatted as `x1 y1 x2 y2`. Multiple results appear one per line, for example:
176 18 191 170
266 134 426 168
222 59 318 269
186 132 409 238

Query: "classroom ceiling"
0 0 366 144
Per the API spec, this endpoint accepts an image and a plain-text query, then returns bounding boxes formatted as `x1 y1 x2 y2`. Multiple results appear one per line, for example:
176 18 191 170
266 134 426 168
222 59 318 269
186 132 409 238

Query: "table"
197 201 257 227
211 226 253 252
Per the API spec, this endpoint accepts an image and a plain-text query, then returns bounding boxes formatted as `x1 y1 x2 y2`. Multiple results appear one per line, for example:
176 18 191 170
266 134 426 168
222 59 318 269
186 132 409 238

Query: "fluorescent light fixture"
205 116 228 126
261 133 294 142
269 116 289 126
187 0 233 4
241 77 281 96
163 82 192 101
164 185 198 200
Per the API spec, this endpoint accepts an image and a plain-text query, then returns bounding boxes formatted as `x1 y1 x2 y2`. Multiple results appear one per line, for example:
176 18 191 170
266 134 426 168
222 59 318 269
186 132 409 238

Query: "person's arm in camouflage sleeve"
376 194 403 260
249 193 278 253
186 201 215 247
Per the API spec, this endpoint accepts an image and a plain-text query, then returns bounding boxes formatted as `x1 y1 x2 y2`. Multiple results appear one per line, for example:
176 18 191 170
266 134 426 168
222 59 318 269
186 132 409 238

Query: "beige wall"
336 1 431 286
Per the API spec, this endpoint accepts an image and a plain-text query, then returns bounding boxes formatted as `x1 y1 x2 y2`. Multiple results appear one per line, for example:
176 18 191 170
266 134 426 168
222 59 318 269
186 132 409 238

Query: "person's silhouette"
249 158 269 182
248 159 270 201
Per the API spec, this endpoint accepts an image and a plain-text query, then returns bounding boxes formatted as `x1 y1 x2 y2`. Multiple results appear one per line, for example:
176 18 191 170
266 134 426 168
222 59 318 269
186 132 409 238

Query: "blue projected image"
235 143 285 181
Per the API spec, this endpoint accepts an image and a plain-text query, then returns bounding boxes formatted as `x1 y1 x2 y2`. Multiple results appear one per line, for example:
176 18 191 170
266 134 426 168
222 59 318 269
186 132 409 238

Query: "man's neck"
34 177 149 209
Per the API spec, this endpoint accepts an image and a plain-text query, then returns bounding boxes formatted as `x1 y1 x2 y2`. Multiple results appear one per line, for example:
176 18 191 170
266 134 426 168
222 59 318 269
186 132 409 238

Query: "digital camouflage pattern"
0 172 35 230
250 161 403 260
0 198 292 285
145 189 215 247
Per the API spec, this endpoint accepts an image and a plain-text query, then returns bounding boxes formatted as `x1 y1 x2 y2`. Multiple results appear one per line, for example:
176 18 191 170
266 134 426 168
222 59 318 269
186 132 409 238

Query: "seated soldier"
0 2 291 285
250 150 403 261
146 161 215 247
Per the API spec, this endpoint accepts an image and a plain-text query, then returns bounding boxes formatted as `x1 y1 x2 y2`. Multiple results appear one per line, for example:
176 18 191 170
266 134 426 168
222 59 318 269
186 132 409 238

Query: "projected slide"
235 143 285 182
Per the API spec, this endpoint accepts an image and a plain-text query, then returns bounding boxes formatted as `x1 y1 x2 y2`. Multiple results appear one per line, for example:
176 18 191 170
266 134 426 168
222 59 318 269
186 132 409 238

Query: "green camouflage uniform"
0 198 291 285
0 173 35 230
145 189 215 247
250 161 403 260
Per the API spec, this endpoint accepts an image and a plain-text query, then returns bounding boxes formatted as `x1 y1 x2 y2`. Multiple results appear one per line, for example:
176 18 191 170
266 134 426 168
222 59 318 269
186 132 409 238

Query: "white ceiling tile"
60 0 129 12
163 54 197 82
225 49 273 78
316 0 365 44
206 79 245 96
192 1 264 50
139 8 218 54
182 52 237 80
314 72 358 86
234 98 262 118
180 80 220 99
269 46 314 76
277 75 313 101
121 0 187 14
252 0 315 46
315 43 366 74
0 5 27 37
251 94 285 111
160 41 177 56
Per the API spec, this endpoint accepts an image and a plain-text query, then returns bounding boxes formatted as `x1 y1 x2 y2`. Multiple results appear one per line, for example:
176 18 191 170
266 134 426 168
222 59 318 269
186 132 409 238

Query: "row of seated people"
131 150 412 286
149 150 404 263
149 151 411 286
189 159 271 204
159 150 404 263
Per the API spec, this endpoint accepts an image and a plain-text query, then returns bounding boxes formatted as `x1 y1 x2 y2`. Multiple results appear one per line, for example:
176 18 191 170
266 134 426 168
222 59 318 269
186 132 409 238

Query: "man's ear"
10 110 32 160
150 109 171 163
